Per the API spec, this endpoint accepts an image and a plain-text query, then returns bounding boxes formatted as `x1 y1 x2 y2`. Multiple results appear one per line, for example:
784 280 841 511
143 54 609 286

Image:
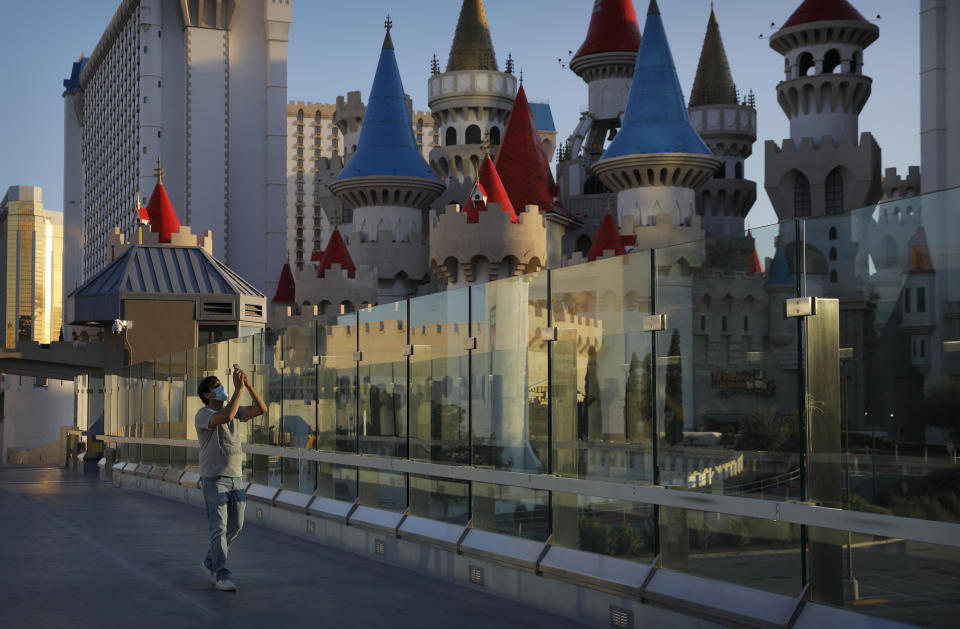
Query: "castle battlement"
429 203 547 286
882 166 922 200
766 132 879 155
105 224 214 263
286 101 337 116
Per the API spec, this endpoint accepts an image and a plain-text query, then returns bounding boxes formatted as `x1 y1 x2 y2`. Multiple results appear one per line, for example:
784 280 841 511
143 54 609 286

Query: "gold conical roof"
689 7 737 107
446 0 498 72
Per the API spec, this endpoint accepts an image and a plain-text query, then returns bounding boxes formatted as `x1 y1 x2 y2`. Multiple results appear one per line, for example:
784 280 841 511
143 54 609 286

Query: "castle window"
794 174 811 217
743 316 749 332
823 49 842 74
489 126 501 145
417 118 423 131
829 247 837 261
825 169 843 215
904 288 911 313
465 125 482 144
798 52 815 77
917 287 926 313
297 125 304 134
445 127 457 146
297 109 304 121
829 227 837 240
721 316 727 332
700 315 706 331
735 162 743 179
830 270 838 283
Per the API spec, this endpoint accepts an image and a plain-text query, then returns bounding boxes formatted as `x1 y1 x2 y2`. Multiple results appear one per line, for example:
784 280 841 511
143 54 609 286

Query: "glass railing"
85 186 960 626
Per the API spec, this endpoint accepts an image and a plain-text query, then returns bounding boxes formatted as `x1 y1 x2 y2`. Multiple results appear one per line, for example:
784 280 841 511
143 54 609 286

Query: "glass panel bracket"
642 314 667 332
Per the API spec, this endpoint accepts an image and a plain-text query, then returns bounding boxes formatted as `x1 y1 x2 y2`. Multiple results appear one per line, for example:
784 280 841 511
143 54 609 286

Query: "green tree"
624 352 652 442
582 346 602 440
924 378 960 441
664 329 684 445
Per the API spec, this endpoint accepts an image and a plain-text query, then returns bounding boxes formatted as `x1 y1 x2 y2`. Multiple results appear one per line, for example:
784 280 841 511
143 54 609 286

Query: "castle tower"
427 0 518 187
591 0 721 248
764 0 882 221
688 6 757 237
564 0 642 176
429 149 546 288
901 227 936 376
329 23 446 303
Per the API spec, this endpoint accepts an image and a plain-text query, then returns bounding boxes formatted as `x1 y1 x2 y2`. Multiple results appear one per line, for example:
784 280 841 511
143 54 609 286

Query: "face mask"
212 385 228 402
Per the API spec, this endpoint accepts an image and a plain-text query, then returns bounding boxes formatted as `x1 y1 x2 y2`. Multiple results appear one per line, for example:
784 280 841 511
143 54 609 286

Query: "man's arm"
237 370 268 421
207 370 245 427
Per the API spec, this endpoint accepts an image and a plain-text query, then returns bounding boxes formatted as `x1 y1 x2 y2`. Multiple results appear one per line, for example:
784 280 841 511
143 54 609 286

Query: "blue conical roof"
766 245 794 286
339 30 438 181
602 1 712 158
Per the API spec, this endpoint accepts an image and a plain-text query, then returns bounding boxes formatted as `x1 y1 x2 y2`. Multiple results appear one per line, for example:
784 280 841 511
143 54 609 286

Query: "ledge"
274 489 314 513
459 529 545 573
538 545 651 599
178 472 201 488
307 496 357 522
397 515 466 552
348 506 405 536
246 483 281 505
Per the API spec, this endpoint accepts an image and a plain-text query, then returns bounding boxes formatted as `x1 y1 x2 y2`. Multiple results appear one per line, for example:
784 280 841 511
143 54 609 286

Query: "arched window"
823 49 842 74
798 52 815 77
851 51 862 74
829 247 837 261
826 169 843 215
417 118 423 131
829 227 837 240
830 270 838 283
794 173 811 217
489 126 501 145
735 162 743 179
576 234 591 258
445 127 457 146
297 109 303 121
465 125 482 144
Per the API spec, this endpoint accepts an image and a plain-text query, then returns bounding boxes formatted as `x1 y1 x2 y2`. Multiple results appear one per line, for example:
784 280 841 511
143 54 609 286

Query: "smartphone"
233 363 239 371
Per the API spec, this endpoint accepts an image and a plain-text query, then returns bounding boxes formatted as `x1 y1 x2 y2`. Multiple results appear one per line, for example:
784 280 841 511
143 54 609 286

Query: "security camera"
111 319 133 334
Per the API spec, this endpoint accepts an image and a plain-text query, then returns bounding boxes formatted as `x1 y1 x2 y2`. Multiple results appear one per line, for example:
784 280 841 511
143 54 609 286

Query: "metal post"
650 248 660 556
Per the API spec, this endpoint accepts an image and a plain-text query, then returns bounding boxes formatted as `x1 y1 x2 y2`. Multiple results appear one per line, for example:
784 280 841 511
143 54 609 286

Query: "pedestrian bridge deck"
0 466 588 629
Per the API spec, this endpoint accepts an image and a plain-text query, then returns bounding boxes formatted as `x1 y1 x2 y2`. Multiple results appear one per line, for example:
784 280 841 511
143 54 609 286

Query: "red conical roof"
573 0 642 60
587 213 627 261
464 155 518 223
782 0 868 29
310 249 324 262
906 226 935 274
272 263 296 303
747 230 763 276
495 85 559 214
144 182 181 243
317 228 356 278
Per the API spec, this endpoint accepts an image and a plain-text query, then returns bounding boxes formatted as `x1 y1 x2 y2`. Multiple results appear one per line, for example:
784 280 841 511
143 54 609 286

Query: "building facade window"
794 173 811 217
825 169 843 215
917 287 926 312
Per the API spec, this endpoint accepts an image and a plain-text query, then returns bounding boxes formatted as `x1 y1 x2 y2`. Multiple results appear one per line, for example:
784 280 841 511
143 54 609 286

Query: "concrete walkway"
0 466 588 629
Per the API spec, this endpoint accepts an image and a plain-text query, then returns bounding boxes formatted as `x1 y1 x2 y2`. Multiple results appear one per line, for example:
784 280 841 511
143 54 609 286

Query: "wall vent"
609 605 633 629
256 507 264 521
306 520 316 535
469 565 484 586
374 539 386 556
244 303 263 318
203 301 234 316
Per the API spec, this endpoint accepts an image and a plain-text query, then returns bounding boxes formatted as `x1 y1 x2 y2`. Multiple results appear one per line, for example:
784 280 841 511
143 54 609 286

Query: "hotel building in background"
1 186 63 349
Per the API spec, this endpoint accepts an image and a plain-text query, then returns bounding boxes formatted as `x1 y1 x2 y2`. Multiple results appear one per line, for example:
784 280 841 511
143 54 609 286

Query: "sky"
0 0 920 232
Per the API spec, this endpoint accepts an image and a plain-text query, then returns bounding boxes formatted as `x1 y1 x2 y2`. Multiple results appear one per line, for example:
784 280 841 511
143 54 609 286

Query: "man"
196 366 267 591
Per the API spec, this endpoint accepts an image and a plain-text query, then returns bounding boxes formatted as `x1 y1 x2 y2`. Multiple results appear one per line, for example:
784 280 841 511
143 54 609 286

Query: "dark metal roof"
72 245 263 323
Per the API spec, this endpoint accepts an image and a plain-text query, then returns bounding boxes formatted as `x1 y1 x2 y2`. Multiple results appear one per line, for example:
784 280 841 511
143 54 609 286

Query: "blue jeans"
202 476 246 580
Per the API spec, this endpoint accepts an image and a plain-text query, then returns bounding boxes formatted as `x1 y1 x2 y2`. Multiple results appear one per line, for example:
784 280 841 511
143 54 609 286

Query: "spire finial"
519 68 524 84
153 158 166 185
506 53 514 75
648 0 660 15
481 132 491 158
384 14 392 32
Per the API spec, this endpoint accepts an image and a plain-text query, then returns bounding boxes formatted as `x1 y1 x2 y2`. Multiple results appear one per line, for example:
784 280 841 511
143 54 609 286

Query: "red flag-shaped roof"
310 249 324 262
464 155 518 224
906 226 935 274
747 230 763 276
144 182 181 243
782 0 868 29
495 85 560 215
272 263 296 303
317 228 356 278
136 206 150 222
573 0 642 60
587 214 627 261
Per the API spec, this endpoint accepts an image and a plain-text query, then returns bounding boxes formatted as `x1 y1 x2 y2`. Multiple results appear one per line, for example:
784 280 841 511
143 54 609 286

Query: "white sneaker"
215 579 237 592
201 562 216 585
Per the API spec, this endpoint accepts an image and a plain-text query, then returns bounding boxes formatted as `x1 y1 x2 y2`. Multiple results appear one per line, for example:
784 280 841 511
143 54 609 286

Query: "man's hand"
232 367 243 389
241 369 251 388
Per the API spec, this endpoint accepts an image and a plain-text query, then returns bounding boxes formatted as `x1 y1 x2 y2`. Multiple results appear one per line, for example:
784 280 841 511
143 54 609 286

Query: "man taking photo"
196 366 267 591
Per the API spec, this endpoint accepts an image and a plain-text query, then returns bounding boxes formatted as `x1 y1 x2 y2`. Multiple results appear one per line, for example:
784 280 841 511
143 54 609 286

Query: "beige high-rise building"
1 186 63 348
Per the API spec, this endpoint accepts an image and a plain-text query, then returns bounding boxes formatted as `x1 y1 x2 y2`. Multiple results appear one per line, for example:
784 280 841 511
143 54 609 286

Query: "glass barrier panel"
185 347 203 441
87 375 104 437
357 468 406 512
169 351 187 442
358 303 408 458
154 355 170 441
551 251 654 482
659 507 801 597
472 482 549 541
281 321 318 493
804 190 960 522
551 492 655 564
655 222 802 500
409 288 470 465
408 474 470 525
471 272 549 473
313 463 357 502
127 364 141 441
140 361 156 465
805 525 960 628
321 312 358 454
